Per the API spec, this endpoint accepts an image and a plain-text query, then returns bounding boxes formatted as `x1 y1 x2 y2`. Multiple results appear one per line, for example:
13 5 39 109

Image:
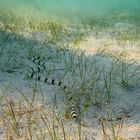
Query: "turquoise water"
0 0 140 21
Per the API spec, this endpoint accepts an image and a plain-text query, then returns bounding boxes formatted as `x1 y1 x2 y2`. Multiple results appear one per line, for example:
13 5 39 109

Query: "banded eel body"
27 56 79 120
70 98 80 119
27 67 67 90
31 56 46 70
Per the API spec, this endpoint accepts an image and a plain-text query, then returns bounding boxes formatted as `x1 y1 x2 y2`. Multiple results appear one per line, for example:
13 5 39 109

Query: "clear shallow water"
0 0 140 21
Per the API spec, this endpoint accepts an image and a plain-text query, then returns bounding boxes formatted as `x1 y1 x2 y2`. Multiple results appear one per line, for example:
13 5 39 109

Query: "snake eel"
26 55 79 120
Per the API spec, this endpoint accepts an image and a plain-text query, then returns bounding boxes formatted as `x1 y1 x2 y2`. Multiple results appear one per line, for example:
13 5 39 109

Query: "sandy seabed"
0 21 140 140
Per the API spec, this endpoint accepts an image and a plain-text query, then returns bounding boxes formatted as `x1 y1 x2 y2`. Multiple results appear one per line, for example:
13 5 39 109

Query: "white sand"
0 23 140 139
